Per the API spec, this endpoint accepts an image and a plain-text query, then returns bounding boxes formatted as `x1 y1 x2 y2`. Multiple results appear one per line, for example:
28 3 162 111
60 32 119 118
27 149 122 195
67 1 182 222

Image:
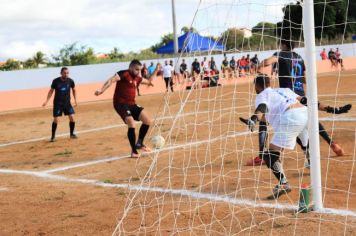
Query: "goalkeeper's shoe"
267 183 291 200
246 156 266 166
330 142 345 156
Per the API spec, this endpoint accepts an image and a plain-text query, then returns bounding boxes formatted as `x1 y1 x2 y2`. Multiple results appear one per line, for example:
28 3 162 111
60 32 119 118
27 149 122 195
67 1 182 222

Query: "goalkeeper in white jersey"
240 74 309 199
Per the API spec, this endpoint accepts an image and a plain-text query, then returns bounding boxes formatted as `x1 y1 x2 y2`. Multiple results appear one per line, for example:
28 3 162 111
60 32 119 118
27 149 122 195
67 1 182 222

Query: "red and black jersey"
113 70 142 105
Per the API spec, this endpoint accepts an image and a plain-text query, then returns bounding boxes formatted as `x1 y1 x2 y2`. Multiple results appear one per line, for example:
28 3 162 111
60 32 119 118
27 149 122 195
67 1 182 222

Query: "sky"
0 0 288 61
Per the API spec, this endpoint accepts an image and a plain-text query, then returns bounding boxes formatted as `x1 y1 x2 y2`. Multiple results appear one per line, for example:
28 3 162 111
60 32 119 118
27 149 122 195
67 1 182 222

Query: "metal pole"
303 0 323 211
171 0 178 54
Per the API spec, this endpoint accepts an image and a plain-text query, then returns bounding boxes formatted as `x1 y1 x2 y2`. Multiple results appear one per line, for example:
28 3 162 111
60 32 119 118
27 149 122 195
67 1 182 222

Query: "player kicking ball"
95 59 160 158
240 74 310 199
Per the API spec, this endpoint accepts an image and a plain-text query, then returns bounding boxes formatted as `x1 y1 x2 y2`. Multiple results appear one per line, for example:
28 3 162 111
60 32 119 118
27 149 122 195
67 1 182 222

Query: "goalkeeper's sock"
318 122 332 145
261 150 287 184
258 121 268 153
272 160 288 184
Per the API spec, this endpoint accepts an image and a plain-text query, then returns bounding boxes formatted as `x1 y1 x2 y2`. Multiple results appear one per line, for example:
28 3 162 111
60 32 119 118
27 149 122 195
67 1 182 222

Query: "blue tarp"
156 32 225 54
352 35 356 40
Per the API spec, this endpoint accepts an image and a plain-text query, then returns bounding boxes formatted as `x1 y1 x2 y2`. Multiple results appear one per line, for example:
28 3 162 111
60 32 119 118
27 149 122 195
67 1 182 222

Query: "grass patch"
131 177 140 182
117 191 125 196
273 222 286 229
224 160 233 165
55 149 72 157
38 121 45 125
102 179 113 184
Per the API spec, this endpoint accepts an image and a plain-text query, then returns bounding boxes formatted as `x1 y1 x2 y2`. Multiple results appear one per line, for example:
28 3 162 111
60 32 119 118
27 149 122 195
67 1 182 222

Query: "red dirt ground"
0 69 355 235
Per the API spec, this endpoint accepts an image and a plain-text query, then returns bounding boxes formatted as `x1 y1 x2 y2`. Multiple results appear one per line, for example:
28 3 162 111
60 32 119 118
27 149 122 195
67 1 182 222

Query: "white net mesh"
113 0 356 234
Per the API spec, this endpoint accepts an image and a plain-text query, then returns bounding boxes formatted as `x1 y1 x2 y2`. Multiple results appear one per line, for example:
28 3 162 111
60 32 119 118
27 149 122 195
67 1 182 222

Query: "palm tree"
32 51 47 67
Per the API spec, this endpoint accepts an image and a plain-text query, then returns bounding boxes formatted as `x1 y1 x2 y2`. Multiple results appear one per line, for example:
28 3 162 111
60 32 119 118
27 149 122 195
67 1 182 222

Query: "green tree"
109 47 124 60
23 59 36 69
181 26 197 34
151 33 174 52
52 43 96 66
0 59 22 71
32 51 47 67
219 28 245 51
277 0 355 41
252 22 277 37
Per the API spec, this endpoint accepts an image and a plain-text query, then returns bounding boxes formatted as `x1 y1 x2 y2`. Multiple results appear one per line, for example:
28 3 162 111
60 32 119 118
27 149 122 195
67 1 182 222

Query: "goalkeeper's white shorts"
271 106 308 150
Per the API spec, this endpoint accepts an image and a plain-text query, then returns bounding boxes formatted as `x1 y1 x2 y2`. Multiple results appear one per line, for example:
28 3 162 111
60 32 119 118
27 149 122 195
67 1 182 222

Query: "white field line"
1 104 354 148
42 155 130 173
0 187 8 192
319 117 356 122
43 130 251 174
0 168 355 218
0 106 237 148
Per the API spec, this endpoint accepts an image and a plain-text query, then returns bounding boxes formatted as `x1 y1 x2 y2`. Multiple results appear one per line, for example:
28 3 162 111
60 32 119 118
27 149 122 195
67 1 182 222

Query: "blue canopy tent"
156 32 225 54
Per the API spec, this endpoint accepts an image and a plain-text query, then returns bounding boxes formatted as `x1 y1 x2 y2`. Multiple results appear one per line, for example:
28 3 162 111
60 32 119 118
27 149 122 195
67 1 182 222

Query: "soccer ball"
150 135 165 149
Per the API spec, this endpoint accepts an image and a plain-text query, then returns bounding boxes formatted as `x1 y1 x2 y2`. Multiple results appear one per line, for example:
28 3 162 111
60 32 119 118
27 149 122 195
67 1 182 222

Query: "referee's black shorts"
53 103 75 117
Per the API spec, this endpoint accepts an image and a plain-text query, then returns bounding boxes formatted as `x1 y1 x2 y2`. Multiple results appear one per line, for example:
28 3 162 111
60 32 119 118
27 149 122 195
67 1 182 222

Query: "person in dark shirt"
229 56 236 76
221 56 229 74
328 48 337 68
180 59 188 80
249 39 351 166
210 57 217 71
250 54 260 74
94 60 160 158
42 67 77 142
191 58 201 77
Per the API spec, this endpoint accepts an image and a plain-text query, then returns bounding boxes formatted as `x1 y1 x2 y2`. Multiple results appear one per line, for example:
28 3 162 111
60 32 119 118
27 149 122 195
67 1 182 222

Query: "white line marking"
0 168 355 218
0 124 124 148
43 130 251 173
0 187 8 192
1 101 355 148
0 108 233 148
42 155 130 173
320 117 356 122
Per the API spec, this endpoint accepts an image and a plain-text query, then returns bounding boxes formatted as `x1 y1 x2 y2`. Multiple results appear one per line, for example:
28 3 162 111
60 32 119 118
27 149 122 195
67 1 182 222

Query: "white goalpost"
303 0 323 212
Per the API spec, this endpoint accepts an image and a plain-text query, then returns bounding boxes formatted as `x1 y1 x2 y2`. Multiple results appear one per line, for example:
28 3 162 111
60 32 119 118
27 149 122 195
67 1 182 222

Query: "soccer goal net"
113 0 356 234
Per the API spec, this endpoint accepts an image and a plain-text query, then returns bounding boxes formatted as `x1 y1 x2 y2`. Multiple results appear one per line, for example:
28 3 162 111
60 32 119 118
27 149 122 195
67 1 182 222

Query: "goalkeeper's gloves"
325 104 352 114
239 115 258 132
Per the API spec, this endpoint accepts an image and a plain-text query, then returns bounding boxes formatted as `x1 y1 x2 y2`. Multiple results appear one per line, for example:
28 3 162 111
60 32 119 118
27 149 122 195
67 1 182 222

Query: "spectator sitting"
238 56 249 77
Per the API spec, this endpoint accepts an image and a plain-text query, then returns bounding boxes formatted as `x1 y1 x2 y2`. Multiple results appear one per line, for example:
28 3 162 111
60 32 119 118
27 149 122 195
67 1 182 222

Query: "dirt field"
0 70 356 235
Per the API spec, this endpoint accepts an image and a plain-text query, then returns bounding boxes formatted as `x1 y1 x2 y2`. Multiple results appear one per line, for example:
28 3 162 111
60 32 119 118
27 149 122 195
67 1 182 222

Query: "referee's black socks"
69 121 75 136
51 122 57 140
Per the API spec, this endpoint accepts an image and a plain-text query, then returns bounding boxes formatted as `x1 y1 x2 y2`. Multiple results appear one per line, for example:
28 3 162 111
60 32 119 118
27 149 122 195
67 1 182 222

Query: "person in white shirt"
201 57 210 73
162 60 174 92
240 74 308 199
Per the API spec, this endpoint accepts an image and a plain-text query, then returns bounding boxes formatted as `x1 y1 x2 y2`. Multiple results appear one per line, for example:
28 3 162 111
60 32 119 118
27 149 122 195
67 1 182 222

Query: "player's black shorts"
53 103 75 117
114 103 144 122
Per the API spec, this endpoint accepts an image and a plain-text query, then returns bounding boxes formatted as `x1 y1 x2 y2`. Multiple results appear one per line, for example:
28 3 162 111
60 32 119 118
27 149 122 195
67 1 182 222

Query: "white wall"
0 43 355 91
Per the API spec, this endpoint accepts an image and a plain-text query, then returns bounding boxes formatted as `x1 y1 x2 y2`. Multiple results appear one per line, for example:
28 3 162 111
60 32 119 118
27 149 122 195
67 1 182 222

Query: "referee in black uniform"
42 67 78 142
